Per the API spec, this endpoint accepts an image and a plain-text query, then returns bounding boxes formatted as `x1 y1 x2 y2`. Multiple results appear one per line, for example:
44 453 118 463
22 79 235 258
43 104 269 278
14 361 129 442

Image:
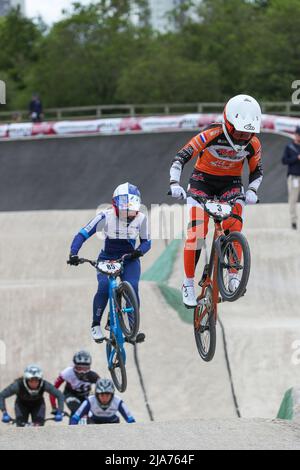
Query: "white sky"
26 0 96 25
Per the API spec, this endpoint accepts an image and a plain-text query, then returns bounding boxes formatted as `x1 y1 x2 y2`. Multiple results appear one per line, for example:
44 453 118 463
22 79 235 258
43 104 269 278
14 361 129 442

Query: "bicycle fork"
107 277 127 366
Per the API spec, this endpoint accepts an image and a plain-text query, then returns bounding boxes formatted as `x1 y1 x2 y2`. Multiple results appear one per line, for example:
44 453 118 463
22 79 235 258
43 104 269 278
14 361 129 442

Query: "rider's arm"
138 215 151 255
170 131 208 184
50 375 65 410
0 382 19 412
118 399 136 423
71 399 91 424
44 381 64 414
247 137 264 193
70 212 106 255
89 371 100 383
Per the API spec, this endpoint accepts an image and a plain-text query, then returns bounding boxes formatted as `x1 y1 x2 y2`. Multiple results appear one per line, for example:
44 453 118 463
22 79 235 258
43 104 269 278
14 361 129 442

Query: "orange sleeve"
174 128 216 167
247 137 263 185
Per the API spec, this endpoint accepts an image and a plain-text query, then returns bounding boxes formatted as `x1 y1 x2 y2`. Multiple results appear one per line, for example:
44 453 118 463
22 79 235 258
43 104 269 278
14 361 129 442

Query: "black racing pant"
189 170 243 200
65 394 86 423
15 398 46 427
87 415 120 425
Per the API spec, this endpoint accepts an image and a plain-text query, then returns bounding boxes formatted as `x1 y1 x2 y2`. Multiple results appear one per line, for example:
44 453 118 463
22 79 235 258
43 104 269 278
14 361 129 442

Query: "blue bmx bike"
73 254 141 393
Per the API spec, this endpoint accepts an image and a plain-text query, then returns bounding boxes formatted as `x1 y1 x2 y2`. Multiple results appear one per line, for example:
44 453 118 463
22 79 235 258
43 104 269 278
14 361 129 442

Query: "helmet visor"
116 195 141 211
97 392 113 405
231 129 253 141
27 378 41 390
225 119 253 142
74 365 90 373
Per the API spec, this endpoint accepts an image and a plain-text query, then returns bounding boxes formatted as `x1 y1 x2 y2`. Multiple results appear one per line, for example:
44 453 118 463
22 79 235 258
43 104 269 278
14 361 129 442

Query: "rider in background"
169 95 263 308
70 378 135 425
68 183 151 343
50 351 99 421
0 365 64 427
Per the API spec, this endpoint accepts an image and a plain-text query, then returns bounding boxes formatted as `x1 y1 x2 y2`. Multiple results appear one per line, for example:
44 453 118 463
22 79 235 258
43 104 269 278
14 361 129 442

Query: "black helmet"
295 126 300 136
73 351 92 379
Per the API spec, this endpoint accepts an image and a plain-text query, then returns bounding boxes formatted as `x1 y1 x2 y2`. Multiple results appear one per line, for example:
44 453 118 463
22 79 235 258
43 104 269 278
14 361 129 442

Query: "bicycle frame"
195 195 244 326
196 220 223 328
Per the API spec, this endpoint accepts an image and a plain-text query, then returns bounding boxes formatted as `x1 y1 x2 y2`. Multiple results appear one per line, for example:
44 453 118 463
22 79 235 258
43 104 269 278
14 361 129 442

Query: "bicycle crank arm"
125 333 146 345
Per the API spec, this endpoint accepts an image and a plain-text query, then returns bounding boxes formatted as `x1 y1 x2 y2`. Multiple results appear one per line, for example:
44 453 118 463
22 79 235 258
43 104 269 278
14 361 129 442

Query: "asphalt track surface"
0 131 290 211
0 131 299 450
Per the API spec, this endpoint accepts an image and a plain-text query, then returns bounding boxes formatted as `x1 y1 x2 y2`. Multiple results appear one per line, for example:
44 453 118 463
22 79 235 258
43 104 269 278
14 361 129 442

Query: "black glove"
68 254 80 266
130 250 143 260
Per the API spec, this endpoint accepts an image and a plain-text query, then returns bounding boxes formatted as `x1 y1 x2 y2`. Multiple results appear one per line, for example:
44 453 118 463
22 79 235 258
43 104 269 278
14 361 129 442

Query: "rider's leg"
65 395 82 423
92 272 109 342
121 259 143 337
15 399 30 427
30 400 46 427
87 414 120 425
223 201 244 292
223 201 244 256
183 199 209 307
121 258 141 306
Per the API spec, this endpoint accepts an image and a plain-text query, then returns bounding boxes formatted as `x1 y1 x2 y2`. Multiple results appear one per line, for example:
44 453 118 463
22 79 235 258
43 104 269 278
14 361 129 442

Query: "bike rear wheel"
106 342 127 393
114 281 140 340
217 231 251 302
194 287 216 362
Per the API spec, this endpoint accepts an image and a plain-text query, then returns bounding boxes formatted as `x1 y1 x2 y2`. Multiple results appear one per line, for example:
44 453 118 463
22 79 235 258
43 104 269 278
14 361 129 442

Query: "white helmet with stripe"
112 182 141 213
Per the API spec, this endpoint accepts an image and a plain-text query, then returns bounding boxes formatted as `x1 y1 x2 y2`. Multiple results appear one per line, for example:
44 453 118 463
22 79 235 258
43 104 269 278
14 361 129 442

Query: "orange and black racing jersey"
172 123 263 189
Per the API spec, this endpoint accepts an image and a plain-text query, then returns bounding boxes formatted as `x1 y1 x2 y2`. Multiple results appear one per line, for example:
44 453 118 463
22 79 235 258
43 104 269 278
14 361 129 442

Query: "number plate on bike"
97 262 122 275
205 202 232 218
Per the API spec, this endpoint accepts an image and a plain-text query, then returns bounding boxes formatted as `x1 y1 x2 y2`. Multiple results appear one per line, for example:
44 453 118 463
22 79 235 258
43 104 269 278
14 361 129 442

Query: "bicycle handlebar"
67 253 133 267
167 190 247 205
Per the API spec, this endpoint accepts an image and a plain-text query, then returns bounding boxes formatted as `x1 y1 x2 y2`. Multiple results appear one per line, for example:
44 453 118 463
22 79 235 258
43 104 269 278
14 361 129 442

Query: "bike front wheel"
217 231 251 302
194 287 216 362
114 281 140 340
106 342 127 393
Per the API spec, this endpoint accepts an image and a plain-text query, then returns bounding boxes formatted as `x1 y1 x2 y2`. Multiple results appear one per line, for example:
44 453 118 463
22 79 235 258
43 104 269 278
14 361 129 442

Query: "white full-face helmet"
222 94 262 151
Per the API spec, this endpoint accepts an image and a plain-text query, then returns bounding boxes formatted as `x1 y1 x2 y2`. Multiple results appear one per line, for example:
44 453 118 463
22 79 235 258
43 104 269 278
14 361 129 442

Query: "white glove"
246 189 258 205
170 184 187 200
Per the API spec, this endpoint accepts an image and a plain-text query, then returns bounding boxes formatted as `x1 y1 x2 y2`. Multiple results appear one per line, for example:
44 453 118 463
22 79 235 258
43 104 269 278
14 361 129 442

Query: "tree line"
0 0 299 110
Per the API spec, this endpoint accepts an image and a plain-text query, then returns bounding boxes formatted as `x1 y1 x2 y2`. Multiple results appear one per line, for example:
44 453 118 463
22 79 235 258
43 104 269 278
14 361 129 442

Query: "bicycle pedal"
136 333 146 344
94 337 105 344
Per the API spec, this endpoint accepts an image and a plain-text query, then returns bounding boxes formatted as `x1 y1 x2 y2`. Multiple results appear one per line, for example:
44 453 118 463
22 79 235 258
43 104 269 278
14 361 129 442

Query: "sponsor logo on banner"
274 117 300 134
32 122 55 136
9 123 33 138
139 116 183 131
97 119 122 133
53 120 100 135
0 124 8 138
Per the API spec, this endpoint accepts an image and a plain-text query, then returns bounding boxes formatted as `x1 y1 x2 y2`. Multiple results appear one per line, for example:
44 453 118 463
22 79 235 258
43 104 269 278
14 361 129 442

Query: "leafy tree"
0 8 42 108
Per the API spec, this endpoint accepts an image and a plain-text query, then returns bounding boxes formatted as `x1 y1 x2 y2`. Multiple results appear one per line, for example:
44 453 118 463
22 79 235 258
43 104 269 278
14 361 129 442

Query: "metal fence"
0 101 299 123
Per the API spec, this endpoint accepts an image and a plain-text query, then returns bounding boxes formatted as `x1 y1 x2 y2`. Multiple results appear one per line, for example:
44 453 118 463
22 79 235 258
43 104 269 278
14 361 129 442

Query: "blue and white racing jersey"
76 395 135 423
71 208 151 258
